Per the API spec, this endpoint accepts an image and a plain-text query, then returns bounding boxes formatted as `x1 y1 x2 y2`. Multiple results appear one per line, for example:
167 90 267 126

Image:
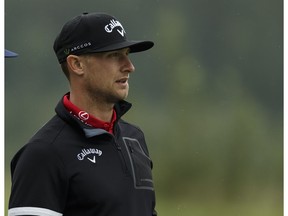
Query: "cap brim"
57 40 154 63
89 40 154 53
5 49 18 58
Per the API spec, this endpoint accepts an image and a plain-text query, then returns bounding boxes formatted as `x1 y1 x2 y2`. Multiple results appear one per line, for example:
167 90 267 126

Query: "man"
8 12 157 216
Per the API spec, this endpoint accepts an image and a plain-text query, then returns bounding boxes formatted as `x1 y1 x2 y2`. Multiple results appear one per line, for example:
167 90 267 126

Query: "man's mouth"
116 77 129 84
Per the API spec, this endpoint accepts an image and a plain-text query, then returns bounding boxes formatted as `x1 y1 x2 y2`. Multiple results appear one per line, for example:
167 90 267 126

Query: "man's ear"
66 55 85 76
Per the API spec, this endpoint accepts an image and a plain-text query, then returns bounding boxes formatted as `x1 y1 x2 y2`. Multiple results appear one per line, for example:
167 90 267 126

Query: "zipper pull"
128 144 134 153
114 140 122 151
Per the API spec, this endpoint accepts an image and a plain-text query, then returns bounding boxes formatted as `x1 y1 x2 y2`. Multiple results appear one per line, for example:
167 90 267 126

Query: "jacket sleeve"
8 142 68 216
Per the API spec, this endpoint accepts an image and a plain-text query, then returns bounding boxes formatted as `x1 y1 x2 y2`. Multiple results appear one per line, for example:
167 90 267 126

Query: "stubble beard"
86 85 129 107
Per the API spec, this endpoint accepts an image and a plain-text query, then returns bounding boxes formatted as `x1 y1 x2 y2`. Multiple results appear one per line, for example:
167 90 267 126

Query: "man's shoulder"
117 119 146 141
118 119 143 132
12 115 68 161
28 115 65 142
10 115 71 173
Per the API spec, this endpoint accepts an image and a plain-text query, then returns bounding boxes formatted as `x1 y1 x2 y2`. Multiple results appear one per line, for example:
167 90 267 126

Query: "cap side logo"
64 49 70 55
104 19 126 37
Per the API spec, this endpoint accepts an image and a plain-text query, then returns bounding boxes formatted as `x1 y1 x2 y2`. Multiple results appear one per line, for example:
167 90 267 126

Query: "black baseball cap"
54 12 154 64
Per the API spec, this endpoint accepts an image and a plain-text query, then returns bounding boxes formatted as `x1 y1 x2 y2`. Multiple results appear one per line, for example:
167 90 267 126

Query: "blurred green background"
5 0 283 215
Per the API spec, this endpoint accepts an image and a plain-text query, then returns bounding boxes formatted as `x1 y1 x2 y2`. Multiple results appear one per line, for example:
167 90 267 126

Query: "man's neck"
69 93 114 122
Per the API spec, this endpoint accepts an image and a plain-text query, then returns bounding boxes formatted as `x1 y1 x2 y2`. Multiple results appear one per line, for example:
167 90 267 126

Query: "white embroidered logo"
77 148 102 163
104 19 126 37
78 111 89 121
70 42 92 52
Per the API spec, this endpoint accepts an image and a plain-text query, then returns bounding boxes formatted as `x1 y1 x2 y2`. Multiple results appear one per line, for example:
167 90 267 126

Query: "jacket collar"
55 93 132 138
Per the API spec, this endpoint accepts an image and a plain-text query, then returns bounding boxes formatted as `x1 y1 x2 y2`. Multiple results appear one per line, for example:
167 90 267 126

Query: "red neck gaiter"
63 94 117 134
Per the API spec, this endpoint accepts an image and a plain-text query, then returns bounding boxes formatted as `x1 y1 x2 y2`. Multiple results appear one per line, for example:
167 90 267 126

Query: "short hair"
60 62 70 80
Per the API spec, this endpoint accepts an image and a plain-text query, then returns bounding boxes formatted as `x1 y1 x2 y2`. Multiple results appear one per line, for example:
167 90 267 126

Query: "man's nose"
123 56 135 73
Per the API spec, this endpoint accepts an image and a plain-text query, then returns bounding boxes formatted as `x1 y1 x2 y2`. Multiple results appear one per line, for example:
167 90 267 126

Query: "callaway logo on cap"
53 12 154 64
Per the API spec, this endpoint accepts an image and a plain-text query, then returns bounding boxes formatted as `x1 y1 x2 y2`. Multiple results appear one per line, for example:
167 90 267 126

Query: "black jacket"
9 96 157 216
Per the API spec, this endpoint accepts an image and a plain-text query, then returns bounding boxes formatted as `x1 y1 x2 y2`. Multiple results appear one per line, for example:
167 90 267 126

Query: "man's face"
80 48 135 104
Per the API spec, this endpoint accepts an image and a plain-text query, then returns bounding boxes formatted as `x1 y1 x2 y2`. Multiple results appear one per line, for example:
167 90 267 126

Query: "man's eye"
110 52 121 57
108 49 129 58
